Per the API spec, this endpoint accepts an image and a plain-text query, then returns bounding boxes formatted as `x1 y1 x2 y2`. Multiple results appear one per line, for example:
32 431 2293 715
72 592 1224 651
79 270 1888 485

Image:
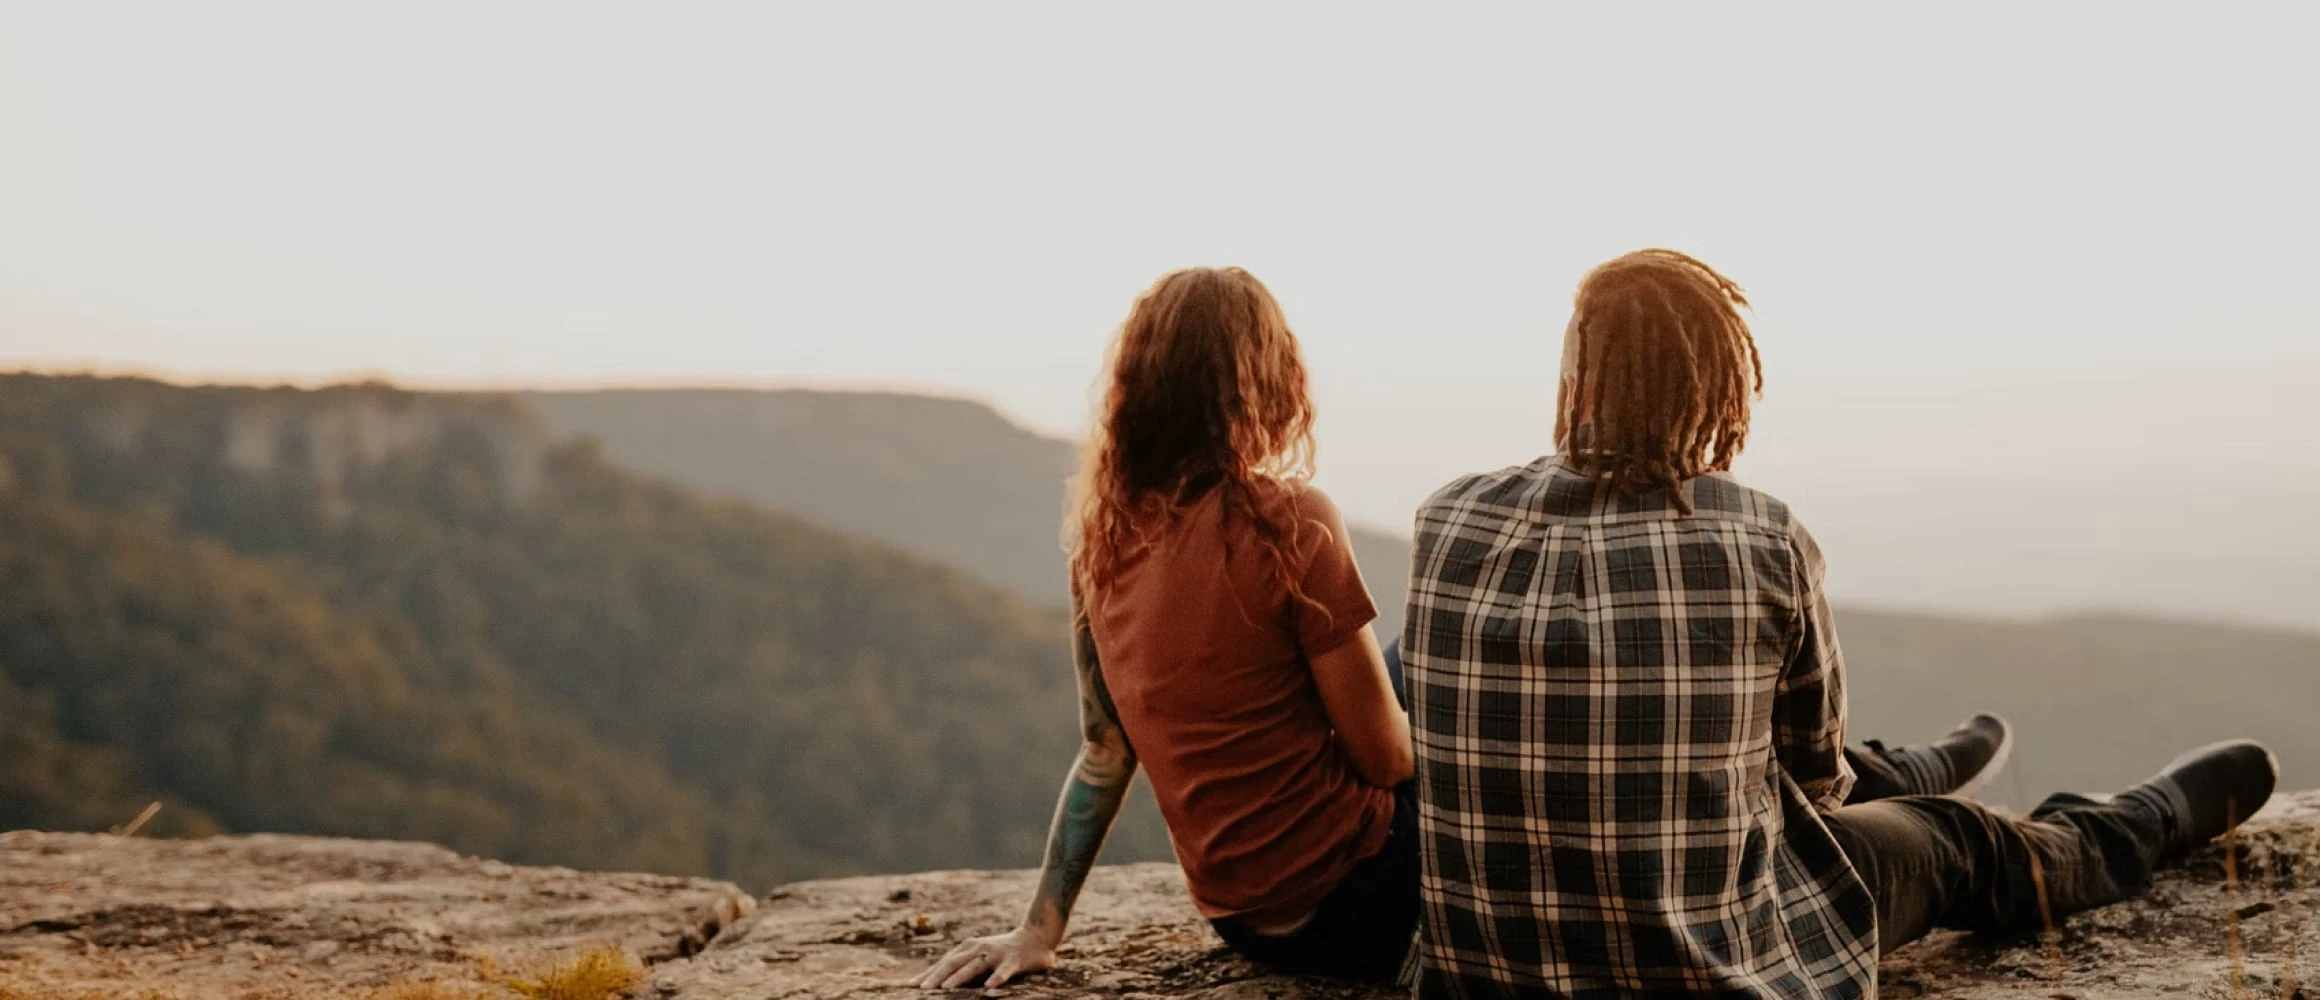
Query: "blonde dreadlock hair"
1556 249 1763 503
1067 267 1321 617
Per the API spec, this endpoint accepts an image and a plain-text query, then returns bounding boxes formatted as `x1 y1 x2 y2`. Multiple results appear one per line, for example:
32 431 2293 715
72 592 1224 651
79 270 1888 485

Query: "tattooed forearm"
1017 604 1139 944
1023 740 1134 939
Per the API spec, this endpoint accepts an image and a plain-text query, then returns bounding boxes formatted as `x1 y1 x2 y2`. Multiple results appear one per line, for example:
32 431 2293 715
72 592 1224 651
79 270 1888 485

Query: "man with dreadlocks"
1402 249 2279 999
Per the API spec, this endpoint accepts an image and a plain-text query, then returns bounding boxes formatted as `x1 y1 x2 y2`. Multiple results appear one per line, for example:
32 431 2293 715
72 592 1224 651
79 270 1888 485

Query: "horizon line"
0 359 1089 441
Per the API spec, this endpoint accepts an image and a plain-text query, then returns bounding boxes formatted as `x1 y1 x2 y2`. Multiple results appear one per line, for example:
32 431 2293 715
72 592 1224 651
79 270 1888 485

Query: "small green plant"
503 947 642 1000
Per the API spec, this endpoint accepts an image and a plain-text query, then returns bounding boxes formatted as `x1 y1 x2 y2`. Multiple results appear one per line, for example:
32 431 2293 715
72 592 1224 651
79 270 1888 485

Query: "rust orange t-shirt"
1083 479 1393 922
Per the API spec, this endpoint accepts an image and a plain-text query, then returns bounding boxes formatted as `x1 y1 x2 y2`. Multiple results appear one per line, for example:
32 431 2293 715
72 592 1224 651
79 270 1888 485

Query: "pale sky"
4 4 2316 626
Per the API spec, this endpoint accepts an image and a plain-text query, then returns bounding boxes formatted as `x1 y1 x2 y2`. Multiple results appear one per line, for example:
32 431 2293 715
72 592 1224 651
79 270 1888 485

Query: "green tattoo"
1022 606 1138 942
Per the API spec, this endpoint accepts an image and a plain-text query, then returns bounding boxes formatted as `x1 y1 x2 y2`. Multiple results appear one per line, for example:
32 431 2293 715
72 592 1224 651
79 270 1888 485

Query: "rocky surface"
7 792 2320 999
654 863 1381 1000
0 831 753 998
684 791 2320 1000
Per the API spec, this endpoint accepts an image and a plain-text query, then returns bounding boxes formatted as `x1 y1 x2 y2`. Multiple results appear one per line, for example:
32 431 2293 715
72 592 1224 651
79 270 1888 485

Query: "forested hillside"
0 491 720 865
0 374 1171 887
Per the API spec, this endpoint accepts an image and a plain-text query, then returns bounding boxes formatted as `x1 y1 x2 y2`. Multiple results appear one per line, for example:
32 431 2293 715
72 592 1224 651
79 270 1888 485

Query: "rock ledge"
7 792 2320 999
0 831 751 998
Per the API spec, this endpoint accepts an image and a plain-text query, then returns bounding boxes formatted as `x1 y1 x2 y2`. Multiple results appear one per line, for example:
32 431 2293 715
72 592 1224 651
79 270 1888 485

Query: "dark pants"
1209 639 1421 983
1215 642 2173 976
1833 735 2171 953
1822 789 2167 955
1843 742 1944 804
1211 780 1422 982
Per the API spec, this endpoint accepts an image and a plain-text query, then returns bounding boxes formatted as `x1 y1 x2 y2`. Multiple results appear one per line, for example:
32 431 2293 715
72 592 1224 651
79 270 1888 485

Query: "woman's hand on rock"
917 927 1058 989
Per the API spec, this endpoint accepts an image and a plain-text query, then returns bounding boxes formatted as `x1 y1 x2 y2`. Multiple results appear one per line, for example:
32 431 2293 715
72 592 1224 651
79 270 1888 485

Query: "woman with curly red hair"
919 266 1418 988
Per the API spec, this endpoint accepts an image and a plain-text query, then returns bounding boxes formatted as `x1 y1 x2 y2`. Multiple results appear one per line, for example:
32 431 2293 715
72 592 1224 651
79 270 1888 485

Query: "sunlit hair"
1556 248 1763 503
1067 267 1319 614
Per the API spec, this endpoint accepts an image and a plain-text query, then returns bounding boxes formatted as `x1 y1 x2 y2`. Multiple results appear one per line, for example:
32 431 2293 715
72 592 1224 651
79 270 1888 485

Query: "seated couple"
918 252 2278 998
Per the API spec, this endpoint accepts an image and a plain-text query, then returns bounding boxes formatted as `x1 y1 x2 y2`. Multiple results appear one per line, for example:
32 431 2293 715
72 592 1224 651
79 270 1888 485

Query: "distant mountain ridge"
523 389 1083 600
520 388 1418 638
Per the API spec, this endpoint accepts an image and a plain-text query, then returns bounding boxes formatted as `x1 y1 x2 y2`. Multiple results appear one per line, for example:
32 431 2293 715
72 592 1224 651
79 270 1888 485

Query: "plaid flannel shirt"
1404 456 1877 999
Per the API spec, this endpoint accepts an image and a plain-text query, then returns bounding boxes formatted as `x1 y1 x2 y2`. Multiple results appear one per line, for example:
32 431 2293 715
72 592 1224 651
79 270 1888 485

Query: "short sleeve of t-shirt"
1288 486 1379 656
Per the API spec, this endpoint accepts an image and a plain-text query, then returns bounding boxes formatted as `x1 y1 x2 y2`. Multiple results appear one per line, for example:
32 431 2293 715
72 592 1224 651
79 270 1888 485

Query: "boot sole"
1950 715 2014 801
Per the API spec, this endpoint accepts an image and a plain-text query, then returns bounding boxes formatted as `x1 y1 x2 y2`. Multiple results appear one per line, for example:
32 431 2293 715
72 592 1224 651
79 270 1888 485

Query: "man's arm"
1772 521 1855 813
920 605 1139 990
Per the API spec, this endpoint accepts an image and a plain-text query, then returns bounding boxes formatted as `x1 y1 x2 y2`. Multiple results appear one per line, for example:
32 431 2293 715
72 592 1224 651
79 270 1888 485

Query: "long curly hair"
1557 249 1763 503
1067 267 1319 613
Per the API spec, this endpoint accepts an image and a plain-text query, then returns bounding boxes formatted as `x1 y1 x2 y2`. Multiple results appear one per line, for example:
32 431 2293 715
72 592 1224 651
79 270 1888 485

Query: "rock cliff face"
7 792 2320 999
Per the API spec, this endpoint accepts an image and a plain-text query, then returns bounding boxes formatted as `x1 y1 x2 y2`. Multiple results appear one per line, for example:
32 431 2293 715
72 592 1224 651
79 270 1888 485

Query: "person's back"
1088 478 1392 923
1407 458 1874 997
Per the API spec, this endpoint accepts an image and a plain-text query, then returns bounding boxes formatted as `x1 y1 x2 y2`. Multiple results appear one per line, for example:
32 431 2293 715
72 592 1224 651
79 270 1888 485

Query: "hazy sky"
4 4 2316 625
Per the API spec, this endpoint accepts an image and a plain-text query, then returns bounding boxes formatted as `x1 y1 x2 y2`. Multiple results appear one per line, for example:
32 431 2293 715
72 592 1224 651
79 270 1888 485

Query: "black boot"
2116 740 2279 861
1857 714 2014 800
